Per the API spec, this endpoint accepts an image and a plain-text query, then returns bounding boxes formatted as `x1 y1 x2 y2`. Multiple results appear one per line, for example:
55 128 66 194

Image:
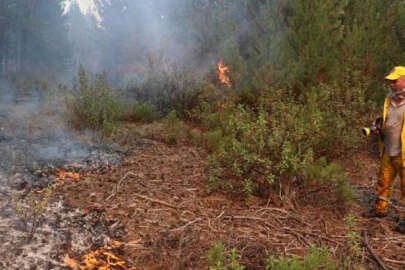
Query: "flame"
57 169 81 185
110 240 124 249
217 60 231 87
58 169 81 180
64 255 80 270
64 249 132 270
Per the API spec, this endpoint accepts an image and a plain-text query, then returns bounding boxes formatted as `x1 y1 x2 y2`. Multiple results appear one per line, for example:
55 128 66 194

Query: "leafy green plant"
303 157 354 207
127 102 159 123
207 243 336 270
199 78 369 201
342 215 362 269
162 110 191 145
66 66 126 134
129 54 203 117
205 100 314 197
266 246 336 270
207 242 245 270
12 188 52 242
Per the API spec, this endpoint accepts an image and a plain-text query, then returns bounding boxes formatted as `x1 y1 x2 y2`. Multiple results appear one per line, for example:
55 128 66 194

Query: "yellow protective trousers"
376 152 405 216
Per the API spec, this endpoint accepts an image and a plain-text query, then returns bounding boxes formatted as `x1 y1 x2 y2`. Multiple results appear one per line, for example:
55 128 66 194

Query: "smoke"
0 1 253 167
0 79 100 175
62 0 222 82
62 0 106 24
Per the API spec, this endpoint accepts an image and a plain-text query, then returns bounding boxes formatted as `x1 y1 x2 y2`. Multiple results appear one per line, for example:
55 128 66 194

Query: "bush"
126 102 159 123
206 104 280 196
207 242 245 270
66 66 126 134
128 53 204 117
199 82 364 201
303 157 354 208
266 246 336 270
207 243 336 270
162 110 191 145
12 188 52 242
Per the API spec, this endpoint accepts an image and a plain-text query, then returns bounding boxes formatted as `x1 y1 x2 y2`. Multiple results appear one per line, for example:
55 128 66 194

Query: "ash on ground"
0 193 125 270
0 96 127 269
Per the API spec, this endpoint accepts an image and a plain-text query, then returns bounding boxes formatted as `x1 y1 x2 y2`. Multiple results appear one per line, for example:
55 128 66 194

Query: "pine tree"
341 0 405 82
282 0 346 89
25 0 72 74
0 0 72 77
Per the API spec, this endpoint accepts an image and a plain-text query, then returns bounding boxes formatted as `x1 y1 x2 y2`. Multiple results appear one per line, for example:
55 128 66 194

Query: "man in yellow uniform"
372 66 405 233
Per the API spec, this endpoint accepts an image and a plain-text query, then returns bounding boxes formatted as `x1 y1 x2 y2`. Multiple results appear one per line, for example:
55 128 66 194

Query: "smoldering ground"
0 79 124 269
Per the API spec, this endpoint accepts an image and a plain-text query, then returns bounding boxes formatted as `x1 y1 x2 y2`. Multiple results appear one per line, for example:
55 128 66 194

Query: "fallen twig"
224 215 266 222
254 207 289 215
383 258 405 265
131 194 177 209
285 229 311 247
216 211 225 219
283 226 338 244
372 236 405 240
224 215 338 244
106 171 137 200
170 218 202 232
363 230 391 270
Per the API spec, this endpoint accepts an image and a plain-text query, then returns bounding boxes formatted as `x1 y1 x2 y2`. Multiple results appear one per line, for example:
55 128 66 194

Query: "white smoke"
61 0 109 25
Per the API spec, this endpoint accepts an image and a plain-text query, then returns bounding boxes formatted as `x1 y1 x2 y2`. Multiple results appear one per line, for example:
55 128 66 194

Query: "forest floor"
54 123 405 270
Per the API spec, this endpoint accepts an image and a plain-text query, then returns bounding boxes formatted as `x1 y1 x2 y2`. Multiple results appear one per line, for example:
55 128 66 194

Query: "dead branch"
118 172 137 187
170 218 202 232
372 236 405 241
215 211 225 219
286 229 311 247
363 230 391 270
131 194 177 209
383 258 405 265
294 228 338 244
224 215 266 222
254 207 290 215
106 171 137 200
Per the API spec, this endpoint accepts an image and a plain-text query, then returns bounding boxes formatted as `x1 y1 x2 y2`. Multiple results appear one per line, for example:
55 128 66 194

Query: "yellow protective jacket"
379 96 405 166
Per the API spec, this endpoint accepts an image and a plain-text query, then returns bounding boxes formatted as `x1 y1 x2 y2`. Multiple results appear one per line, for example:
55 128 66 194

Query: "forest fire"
57 169 81 184
217 60 231 87
64 249 131 270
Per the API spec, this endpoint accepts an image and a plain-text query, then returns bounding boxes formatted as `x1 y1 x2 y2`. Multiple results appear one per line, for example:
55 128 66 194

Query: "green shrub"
162 110 191 145
200 82 365 200
342 215 362 269
201 129 226 153
201 89 318 197
128 53 203 117
266 246 336 270
207 104 279 196
128 102 159 123
12 188 52 242
303 157 354 207
207 243 336 270
66 66 126 134
207 242 245 270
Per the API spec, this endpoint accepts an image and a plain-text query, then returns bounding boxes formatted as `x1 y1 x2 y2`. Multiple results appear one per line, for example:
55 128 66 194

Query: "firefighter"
370 66 405 233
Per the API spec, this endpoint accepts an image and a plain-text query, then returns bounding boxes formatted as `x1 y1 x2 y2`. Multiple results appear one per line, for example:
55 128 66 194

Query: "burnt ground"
54 126 405 270
0 96 129 269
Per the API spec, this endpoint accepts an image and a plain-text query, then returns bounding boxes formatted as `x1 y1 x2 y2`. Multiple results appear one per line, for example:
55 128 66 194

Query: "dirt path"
55 139 405 269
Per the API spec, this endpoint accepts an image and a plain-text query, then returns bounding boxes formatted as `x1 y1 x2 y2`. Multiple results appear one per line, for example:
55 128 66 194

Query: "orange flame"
56 169 81 186
64 249 132 270
217 60 231 87
58 169 81 180
64 255 80 270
